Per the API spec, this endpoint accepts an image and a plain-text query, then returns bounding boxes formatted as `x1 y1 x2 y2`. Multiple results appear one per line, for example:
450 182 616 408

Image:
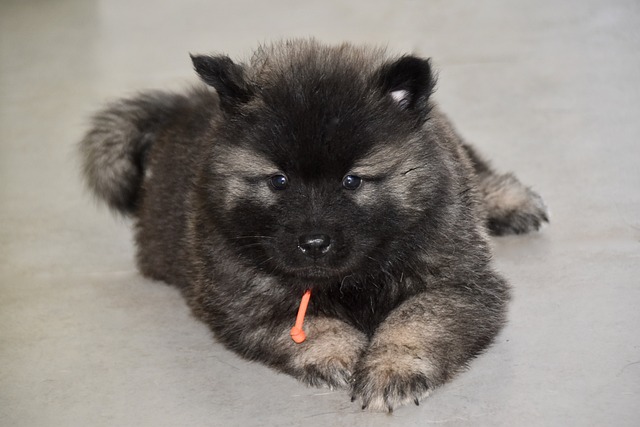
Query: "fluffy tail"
79 91 188 214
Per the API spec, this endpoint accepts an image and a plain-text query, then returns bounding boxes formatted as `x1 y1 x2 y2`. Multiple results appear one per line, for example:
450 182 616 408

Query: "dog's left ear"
376 56 436 112
190 54 253 111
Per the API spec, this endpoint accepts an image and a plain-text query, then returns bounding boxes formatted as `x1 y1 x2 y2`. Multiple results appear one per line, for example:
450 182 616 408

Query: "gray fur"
79 39 548 412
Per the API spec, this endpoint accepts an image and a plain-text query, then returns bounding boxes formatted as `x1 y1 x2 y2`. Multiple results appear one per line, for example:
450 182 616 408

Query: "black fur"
377 56 435 111
80 39 548 411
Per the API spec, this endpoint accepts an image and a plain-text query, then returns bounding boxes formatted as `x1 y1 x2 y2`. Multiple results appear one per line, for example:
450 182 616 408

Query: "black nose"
298 234 332 258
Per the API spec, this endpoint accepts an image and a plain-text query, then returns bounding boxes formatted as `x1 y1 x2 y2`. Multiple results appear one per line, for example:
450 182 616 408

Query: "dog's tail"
79 91 189 215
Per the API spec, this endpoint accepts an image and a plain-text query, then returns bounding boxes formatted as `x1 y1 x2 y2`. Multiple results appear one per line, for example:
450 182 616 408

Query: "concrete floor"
1 0 639 425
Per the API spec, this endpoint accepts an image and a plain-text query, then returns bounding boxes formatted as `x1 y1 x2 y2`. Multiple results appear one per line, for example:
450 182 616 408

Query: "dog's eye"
270 174 289 190
342 175 362 190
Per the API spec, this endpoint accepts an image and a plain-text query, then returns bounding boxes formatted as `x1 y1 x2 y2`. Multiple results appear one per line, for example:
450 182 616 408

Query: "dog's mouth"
259 239 364 283
285 265 342 281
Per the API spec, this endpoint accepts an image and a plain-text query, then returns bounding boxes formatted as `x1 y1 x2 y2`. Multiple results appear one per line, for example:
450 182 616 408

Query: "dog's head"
193 41 454 284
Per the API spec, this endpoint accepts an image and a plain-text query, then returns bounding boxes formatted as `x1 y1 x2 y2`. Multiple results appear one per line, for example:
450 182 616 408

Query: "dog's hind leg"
462 143 549 236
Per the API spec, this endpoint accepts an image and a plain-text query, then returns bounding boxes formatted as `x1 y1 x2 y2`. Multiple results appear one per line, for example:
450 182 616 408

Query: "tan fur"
213 145 281 210
352 136 438 212
288 318 368 388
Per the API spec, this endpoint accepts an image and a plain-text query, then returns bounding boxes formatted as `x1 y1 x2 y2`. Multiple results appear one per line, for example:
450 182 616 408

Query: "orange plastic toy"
290 289 312 343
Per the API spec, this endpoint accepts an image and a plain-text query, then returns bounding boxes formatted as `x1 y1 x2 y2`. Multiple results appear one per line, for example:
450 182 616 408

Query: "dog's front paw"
351 345 433 412
292 318 367 389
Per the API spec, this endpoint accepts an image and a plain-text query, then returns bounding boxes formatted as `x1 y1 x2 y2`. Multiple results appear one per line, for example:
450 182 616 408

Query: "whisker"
256 257 274 267
229 235 276 240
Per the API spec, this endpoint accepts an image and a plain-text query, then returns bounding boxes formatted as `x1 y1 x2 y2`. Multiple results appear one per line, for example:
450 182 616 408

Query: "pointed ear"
190 54 252 110
377 56 436 111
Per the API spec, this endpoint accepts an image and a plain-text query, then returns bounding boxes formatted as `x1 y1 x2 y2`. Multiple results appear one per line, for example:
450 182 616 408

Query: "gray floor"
1 0 639 426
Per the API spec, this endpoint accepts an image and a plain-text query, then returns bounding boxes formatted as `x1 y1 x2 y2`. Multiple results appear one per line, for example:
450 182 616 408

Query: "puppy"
80 39 548 411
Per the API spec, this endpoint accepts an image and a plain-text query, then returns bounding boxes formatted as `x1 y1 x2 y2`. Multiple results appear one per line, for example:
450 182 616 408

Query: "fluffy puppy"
80 39 548 411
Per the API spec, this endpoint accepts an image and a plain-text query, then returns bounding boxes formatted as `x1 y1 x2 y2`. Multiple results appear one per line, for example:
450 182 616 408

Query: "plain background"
1 0 639 425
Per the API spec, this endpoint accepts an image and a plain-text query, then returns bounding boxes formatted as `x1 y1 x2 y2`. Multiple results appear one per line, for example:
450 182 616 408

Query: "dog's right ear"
190 54 252 111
